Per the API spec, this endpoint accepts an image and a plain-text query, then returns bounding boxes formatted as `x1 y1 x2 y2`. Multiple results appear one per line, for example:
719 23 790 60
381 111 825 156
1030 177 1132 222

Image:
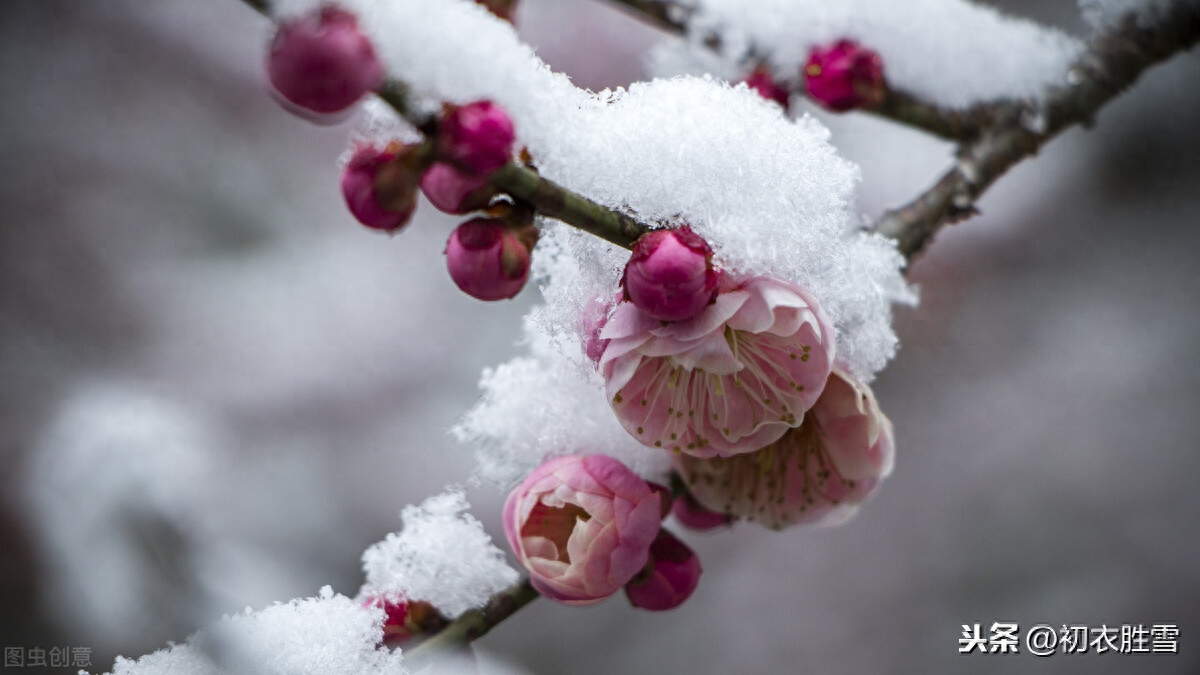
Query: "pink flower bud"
803 40 886 112
743 67 790 109
677 368 894 530
342 144 421 232
475 0 519 22
438 101 515 175
445 218 531 301
622 227 720 322
267 7 385 117
623 529 702 611
503 455 663 606
671 491 733 531
419 162 496 214
363 596 446 647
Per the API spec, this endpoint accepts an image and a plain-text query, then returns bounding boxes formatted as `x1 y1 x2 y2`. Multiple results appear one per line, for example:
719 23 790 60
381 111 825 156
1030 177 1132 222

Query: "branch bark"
403 579 539 669
875 5 1200 259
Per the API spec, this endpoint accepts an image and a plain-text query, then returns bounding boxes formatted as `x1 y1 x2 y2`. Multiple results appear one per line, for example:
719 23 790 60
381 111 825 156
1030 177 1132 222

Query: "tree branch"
403 579 539 669
599 0 993 141
240 0 654 249
875 5 1200 260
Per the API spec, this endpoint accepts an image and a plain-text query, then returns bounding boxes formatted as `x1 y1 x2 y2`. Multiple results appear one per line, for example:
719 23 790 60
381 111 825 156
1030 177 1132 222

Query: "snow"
359 489 519 617
649 0 1085 109
90 587 407 675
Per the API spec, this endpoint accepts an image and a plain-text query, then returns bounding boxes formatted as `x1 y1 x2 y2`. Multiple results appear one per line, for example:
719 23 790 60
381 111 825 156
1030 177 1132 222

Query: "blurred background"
1 0 1197 673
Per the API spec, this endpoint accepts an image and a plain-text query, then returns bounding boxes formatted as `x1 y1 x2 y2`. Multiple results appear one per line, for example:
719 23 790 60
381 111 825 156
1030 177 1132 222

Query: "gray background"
1 1 1197 673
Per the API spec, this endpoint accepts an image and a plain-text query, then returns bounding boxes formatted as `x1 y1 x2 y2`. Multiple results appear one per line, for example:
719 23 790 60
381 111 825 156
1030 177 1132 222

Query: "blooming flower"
599 276 836 458
675 368 894 530
803 40 886 112
502 455 662 606
266 6 384 117
623 529 702 611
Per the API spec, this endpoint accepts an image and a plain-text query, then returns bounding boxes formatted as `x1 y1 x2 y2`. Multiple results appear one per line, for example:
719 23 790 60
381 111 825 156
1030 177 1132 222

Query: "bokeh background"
1 1 1197 673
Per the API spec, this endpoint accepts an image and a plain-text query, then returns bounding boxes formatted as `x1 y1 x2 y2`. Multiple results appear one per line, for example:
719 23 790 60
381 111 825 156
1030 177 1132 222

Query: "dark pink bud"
419 162 496 214
803 40 886 113
445 218 531 301
671 491 734 531
438 101 515 175
475 0 519 22
624 529 702 612
267 7 385 117
647 482 674 519
743 67 790 109
342 144 421 232
364 596 447 647
622 226 720 322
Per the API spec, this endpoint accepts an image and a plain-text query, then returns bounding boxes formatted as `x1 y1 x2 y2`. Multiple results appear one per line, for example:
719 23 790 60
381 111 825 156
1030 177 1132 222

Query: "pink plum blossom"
341 144 421 232
622 227 721 322
599 276 836 459
803 40 886 112
502 455 663 606
419 162 495 214
676 368 894 530
623 529 702 611
444 218 531 301
438 101 516 175
266 6 384 118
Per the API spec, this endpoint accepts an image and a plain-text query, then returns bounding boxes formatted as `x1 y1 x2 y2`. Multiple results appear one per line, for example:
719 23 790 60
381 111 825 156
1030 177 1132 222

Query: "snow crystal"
454 309 675 488
89 587 407 675
359 489 519 617
1079 0 1198 29
649 0 1085 109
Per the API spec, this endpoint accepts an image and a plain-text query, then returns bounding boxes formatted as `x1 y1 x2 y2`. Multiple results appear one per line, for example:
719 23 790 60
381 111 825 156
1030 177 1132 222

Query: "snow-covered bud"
445 218 531 301
438 101 516 175
671 491 733 531
363 596 447 647
743 66 790 109
475 0 519 22
342 144 424 232
677 368 894 530
267 6 384 117
803 40 886 112
622 226 720 322
419 162 496 214
503 455 663 606
578 295 614 366
623 529 702 612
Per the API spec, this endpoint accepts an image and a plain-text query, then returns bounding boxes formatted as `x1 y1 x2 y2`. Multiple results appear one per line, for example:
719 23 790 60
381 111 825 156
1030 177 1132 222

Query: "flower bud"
342 144 423 232
475 0 519 22
578 295 615 366
419 162 496 214
438 101 515 175
622 227 720 322
623 529 702 611
503 455 663 606
743 66 790 109
445 218 531 301
267 6 384 117
671 491 733 531
803 40 886 112
363 596 447 647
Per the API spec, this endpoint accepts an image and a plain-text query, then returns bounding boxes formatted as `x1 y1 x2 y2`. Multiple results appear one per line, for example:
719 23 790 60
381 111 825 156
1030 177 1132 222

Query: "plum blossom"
503 455 662 606
803 40 887 112
623 529 702 611
267 6 384 117
599 276 836 459
676 368 894 530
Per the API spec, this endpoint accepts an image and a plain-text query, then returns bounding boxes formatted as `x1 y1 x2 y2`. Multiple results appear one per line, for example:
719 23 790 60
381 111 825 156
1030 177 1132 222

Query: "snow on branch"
876 1 1200 258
